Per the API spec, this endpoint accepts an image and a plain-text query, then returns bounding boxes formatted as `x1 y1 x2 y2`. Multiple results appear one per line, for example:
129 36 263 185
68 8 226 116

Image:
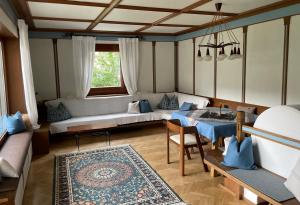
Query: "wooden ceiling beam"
87 0 122 30
29 27 176 36
176 0 300 35
31 16 197 28
11 0 35 28
26 0 237 16
136 0 212 33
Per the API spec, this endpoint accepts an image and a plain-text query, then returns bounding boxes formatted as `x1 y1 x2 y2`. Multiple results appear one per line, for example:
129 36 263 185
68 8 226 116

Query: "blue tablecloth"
171 111 236 143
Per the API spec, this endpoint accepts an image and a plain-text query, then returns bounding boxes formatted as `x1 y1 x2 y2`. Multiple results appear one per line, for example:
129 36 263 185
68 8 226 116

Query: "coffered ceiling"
10 0 298 36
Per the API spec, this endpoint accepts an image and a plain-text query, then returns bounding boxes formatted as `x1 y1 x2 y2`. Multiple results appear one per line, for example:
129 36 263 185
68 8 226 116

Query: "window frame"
88 44 127 96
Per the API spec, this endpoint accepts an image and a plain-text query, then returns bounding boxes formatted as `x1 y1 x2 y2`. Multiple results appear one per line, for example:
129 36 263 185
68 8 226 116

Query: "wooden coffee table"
67 122 117 151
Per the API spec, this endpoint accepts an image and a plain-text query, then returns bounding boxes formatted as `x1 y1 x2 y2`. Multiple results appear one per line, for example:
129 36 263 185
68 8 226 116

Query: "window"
0 41 7 137
88 44 127 96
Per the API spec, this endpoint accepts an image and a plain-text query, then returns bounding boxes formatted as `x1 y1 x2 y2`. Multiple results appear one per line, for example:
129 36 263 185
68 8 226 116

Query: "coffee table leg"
106 131 111 146
75 134 80 151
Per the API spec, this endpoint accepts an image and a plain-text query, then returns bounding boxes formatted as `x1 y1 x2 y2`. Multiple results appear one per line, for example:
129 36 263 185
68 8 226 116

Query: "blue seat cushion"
47 102 72 122
222 136 256 170
4 112 26 135
139 100 153 113
179 102 193 111
158 94 170 109
169 95 179 110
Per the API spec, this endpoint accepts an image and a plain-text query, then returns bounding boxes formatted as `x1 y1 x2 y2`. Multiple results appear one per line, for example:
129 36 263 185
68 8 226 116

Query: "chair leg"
167 129 170 164
185 147 192 160
196 135 209 172
180 131 185 176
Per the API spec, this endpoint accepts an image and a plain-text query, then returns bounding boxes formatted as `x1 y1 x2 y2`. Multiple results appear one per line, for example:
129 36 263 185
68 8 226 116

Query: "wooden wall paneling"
281 17 290 105
152 41 156 93
192 38 195 95
287 15 300 104
174 41 178 92
3 38 27 114
178 39 193 94
52 39 61 99
245 19 284 107
242 26 248 103
155 42 175 92
216 28 243 102
213 33 217 98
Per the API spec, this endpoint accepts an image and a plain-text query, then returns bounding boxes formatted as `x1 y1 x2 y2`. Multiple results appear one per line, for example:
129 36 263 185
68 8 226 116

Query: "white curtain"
118 38 139 95
0 42 7 134
18 20 40 129
72 36 96 98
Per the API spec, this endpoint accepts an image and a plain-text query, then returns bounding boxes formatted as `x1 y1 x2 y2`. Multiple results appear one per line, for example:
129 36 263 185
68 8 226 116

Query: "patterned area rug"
54 145 186 205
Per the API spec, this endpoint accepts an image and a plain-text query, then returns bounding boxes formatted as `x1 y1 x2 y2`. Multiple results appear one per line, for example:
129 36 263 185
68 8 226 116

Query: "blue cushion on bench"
179 102 193 111
139 100 153 113
222 136 256 170
4 112 26 135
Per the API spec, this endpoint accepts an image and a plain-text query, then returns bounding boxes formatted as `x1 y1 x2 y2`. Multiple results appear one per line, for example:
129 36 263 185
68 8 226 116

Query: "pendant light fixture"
197 3 242 61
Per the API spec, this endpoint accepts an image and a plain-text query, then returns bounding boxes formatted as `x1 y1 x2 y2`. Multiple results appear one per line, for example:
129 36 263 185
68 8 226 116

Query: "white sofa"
46 92 210 134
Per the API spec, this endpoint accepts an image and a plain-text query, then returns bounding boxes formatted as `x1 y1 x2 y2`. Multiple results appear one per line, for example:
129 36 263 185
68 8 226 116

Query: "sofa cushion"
0 157 19 177
128 101 140 114
158 94 170 109
4 112 26 135
49 112 162 134
0 131 32 175
47 102 72 122
176 92 209 109
139 100 153 113
179 102 193 111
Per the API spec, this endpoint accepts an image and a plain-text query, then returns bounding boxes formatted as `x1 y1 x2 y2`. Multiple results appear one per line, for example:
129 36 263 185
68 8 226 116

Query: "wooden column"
281 17 290 105
174 41 178 92
242 26 248 103
52 39 61 99
152 41 156 93
236 111 245 143
193 38 196 95
213 33 217 98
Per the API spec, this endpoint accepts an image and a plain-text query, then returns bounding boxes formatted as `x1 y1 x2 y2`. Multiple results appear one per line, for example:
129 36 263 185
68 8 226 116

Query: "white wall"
287 15 300 105
156 42 175 92
246 19 284 107
138 41 153 92
178 39 193 94
29 39 57 100
195 35 214 97
217 28 243 102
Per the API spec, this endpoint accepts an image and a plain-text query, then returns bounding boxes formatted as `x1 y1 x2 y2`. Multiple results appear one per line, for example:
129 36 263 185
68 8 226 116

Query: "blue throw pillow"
169 95 179 110
179 102 193 111
47 102 72 122
222 136 257 170
4 112 26 135
158 94 170 109
139 100 153 113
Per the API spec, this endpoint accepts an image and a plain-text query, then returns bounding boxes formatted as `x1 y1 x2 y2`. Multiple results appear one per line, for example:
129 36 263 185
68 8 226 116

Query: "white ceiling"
28 0 284 34
93 23 143 31
104 8 170 23
144 26 190 33
120 0 199 9
164 14 212 25
194 0 281 13
33 20 90 30
28 2 104 20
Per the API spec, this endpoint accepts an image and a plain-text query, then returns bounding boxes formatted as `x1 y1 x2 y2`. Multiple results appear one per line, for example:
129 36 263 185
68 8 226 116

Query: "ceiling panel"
163 14 212 25
104 8 171 23
28 2 104 20
34 20 90 30
144 26 190 33
194 0 281 13
93 23 143 31
72 0 112 3
120 0 199 9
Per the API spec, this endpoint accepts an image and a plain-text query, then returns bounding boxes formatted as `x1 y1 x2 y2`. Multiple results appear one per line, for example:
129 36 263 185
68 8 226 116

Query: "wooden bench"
204 111 300 205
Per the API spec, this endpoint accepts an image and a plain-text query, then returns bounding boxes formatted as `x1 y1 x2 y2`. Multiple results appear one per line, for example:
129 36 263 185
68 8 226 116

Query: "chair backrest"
166 119 197 135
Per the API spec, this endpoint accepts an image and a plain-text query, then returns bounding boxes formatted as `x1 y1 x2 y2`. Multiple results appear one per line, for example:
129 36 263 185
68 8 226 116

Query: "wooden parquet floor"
23 126 249 205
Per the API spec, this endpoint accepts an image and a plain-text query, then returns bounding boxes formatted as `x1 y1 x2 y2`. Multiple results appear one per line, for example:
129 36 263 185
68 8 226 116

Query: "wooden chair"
166 119 209 176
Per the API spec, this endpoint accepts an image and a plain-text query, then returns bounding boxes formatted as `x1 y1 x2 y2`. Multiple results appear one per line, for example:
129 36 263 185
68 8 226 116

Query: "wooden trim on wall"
10 0 34 28
242 26 248 103
174 41 178 92
192 38 196 95
52 39 61 99
281 16 290 105
152 41 156 93
213 33 217 98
